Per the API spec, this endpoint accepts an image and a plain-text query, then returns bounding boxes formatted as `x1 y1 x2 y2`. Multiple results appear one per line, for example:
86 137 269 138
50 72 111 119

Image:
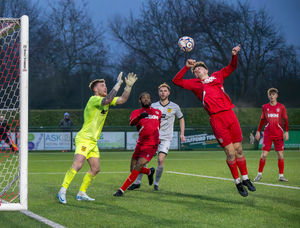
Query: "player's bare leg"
58 154 86 204
224 143 248 197
254 150 269 182
76 157 100 201
234 142 256 192
277 150 288 182
154 152 167 190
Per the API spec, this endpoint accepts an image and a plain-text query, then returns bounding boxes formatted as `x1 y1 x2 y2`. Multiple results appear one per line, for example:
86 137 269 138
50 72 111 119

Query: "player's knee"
91 167 100 175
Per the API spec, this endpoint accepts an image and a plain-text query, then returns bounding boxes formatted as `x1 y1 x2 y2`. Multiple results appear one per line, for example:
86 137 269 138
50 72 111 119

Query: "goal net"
0 16 28 211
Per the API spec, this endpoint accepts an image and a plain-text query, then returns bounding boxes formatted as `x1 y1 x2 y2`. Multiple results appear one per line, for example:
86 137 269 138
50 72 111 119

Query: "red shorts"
132 143 158 161
262 136 284 151
209 109 243 148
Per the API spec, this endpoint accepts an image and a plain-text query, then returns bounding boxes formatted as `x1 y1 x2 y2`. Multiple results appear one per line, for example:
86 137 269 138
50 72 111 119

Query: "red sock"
236 156 248 175
258 158 266 173
226 159 239 179
140 167 150 175
278 159 284 174
120 169 140 192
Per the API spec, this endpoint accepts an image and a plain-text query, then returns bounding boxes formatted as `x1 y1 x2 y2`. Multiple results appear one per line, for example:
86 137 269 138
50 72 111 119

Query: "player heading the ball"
172 45 256 197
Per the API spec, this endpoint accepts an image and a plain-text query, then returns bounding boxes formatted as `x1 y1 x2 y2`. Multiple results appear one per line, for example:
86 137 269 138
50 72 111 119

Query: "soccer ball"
178 36 194 52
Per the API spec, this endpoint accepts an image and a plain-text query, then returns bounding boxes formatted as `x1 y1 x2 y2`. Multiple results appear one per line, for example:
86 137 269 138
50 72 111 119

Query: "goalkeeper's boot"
76 191 95 201
235 182 248 197
253 174 262 182
279 176 288 182
128 184 141 190
57 187 67 204
148 167 155 186
113 189 124 197
242 179 256 191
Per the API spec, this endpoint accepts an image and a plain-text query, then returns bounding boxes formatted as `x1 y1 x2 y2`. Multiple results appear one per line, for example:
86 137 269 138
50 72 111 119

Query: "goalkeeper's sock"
236 156 248 176
62 167 77 189
120 169 140 192
258 158 266 173
79 172 96 193
226 159 240 180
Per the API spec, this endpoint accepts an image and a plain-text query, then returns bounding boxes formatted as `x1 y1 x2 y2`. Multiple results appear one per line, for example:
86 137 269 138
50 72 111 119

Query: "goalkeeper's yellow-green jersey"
76 96 119 142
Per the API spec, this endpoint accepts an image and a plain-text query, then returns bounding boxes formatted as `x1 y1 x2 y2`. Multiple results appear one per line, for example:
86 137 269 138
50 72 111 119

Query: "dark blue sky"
85 0 300 59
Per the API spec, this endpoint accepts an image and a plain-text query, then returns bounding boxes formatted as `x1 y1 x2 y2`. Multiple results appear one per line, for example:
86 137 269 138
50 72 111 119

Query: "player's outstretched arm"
116 73 138 104
101 72 123 105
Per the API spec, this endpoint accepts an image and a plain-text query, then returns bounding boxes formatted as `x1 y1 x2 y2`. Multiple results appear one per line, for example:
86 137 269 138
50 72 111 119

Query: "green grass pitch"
1 150 300 227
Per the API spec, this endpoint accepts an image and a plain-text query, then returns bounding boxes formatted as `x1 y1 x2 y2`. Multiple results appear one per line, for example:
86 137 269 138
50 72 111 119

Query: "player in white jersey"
128 83 186 190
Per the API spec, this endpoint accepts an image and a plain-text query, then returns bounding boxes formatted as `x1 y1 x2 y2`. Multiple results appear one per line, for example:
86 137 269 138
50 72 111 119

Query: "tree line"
1 0 299 109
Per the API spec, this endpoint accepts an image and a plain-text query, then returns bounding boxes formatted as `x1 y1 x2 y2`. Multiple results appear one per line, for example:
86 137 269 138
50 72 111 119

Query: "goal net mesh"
0 18 21 204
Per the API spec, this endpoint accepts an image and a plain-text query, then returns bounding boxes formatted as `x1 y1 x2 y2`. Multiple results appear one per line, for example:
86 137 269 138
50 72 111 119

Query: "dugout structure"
0 16 28 210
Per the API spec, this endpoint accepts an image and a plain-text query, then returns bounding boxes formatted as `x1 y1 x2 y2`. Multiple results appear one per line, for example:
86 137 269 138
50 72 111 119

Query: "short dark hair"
267 88 278 95
89 79 105 91
139 92 150 100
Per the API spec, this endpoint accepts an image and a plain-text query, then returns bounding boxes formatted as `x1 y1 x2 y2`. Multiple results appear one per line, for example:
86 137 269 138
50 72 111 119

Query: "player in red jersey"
172 45 255 197
113 92 162 196
254 88 289 182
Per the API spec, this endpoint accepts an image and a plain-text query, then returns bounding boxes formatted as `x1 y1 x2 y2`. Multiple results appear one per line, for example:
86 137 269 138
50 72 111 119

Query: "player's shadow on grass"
136 188 259 209
253 192 300 208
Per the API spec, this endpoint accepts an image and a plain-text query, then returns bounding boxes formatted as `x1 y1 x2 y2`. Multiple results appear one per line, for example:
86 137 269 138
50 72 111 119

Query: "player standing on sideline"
128 83 185 191
172 45 256 197
57 72 137 204
113 92 162 197
254 88 289 182
0 115 17 152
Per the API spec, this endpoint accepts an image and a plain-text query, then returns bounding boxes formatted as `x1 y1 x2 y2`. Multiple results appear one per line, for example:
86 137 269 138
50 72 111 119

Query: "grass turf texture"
1 150 300 227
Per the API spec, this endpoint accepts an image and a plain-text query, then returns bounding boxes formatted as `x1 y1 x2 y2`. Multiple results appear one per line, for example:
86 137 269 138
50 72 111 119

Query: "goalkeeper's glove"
124 72 138 92
139 112 148 119
113 72 124 91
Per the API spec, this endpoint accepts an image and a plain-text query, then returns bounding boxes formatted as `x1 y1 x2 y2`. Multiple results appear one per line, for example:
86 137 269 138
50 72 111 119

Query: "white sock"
154 165 164 186
60 187 67 193
234 177 241 184
134 173 143 184
279 174 284 178
257 172 262 176
242 175 249 180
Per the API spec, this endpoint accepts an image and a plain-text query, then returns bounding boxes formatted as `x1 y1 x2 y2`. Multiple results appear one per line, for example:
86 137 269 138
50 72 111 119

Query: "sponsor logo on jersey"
202 76 216 84
167 108 171 113
148 115 159 120
81 146 86 151
268 113 279 118
161 114 166 118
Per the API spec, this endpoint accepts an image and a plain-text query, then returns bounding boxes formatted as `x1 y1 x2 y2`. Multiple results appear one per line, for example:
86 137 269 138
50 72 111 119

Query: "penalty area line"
21 210 65 228
167 171 300 190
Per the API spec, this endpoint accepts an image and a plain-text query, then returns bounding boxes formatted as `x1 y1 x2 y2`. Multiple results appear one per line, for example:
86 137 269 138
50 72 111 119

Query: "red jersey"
172 55 237 115
257 102 289 138
130 107 161 146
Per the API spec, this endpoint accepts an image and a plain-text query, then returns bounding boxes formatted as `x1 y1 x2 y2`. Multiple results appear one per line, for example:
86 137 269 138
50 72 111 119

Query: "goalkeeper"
57 72 137 204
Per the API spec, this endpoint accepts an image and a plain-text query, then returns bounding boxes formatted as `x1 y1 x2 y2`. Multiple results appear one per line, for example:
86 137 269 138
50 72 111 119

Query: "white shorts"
158 139 171 154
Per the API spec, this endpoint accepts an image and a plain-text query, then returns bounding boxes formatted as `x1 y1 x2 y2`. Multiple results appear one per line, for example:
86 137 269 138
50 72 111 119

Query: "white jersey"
151 101 183 141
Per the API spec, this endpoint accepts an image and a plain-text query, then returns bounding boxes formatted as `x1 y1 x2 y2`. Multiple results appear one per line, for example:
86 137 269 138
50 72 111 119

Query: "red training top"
173 55 237 116
130 107 162 146
257 102 289 138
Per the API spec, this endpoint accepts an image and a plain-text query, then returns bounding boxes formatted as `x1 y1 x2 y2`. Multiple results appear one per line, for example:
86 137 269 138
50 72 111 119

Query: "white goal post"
0 15 28 211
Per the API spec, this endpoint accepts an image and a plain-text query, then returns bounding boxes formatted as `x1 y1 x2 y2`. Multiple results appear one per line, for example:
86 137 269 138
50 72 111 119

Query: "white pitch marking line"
167 171 300 190
21 210 65 228
29 171 128 175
